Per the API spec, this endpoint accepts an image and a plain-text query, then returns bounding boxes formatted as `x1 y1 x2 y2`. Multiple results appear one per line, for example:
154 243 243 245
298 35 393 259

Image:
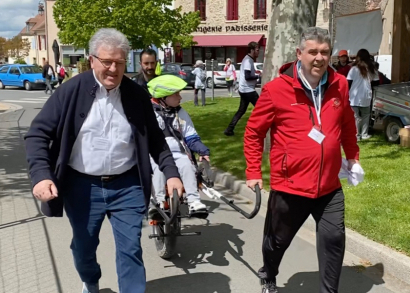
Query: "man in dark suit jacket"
132 48 158 93
25 28 183 293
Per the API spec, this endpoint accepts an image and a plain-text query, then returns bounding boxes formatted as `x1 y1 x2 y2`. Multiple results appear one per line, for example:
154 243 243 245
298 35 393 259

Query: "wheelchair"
148 159 262 259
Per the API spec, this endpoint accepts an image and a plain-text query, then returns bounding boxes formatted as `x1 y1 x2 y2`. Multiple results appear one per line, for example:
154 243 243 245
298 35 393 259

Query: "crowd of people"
24 25 379 293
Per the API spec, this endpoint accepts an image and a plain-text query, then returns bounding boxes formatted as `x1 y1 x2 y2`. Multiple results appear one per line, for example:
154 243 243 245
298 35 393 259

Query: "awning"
193 34 264 47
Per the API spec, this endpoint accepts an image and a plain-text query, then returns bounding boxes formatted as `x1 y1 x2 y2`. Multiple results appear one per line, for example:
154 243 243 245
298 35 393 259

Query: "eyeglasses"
92 55 127 68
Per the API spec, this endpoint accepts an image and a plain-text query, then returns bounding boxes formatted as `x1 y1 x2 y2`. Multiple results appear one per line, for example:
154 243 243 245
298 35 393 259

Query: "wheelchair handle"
150 189 180 225
200 160 261 220
219 184 261 219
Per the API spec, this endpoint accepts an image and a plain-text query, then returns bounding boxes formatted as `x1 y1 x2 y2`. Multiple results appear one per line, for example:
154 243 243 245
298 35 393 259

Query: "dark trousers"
45 78 53 94
259 189 345 293
63 167 146 293
226 90 259 131
194 88 206 106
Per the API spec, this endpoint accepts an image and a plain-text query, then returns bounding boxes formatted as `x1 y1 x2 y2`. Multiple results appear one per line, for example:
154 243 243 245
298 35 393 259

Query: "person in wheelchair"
147 75 210 218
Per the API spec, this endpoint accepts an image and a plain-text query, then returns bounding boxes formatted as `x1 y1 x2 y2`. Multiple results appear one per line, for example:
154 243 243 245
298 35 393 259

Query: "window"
254 0 267 19
0 66 9 73
227 0 238 21
10 67 20 75
195 0 206 21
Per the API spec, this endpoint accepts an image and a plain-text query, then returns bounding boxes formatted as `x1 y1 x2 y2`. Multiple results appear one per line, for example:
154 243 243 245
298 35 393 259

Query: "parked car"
160 63 195 88
0 64 57 91
206 63 241 88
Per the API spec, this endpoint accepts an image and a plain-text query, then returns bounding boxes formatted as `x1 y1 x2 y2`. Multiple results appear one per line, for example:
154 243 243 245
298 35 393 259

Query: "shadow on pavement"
146 272 231 292
0 124 63 293
162 199 258 277
280 263 385 293
100 289 117 293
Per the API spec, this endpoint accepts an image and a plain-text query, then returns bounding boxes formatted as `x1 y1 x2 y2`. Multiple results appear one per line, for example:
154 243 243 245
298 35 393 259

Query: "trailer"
372 82 410 143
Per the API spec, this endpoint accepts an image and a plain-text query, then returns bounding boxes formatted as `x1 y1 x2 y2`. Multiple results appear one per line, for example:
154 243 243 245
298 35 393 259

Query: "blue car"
0 64 58 91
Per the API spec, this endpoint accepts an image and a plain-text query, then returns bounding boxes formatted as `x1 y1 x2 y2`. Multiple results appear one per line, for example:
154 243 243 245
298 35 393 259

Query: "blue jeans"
63 167 146 293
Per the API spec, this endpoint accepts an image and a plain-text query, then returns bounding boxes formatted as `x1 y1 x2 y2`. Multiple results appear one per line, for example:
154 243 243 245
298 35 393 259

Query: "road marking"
2 97 49 104
0 90 46 94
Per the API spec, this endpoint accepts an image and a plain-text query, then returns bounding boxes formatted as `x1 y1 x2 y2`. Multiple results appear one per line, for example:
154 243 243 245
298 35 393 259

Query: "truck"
372 82 410 143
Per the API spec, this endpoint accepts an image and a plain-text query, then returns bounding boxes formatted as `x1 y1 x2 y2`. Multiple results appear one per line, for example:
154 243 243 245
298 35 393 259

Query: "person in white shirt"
347 48 380 140
224 58 237 97
25 28 183 293
191 60 207 106
224 42 260 136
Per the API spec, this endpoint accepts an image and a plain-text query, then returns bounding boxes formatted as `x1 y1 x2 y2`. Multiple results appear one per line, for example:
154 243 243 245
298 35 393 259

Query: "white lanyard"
299 69 322 126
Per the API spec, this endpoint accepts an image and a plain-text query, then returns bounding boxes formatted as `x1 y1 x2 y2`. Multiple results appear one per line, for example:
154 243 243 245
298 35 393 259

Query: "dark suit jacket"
25 70 180 217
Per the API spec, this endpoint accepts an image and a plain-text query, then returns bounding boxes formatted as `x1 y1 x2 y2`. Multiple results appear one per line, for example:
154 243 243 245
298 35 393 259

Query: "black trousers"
259 188 345 293
226 90 259 131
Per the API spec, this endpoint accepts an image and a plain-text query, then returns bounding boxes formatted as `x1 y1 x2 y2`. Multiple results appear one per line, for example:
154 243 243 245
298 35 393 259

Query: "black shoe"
148 207 164 221
261 280 278 293
224 129 234 136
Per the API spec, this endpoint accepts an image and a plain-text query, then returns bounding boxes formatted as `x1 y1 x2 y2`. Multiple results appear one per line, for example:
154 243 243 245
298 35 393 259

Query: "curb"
211 167 410 287
0 102 23 114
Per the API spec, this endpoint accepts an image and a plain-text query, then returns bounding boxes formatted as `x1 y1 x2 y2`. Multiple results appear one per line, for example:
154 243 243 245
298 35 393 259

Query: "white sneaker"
82 283 99 293
189 200 207 213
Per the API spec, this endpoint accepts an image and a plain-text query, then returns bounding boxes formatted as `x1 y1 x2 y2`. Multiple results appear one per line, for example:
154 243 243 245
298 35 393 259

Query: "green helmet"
148 75 187 99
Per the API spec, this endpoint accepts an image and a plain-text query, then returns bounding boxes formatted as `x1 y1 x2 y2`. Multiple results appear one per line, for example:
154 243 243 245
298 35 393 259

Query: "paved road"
0 89 406 293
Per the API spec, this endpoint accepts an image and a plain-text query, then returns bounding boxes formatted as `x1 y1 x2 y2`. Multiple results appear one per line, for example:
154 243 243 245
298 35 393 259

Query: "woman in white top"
191 60 206 106
224 58 236 97
347 49 379 140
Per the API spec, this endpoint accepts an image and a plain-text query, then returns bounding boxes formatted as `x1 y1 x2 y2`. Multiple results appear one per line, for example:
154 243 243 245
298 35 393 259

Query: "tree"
0 37 7 60
262 0 319 151
262 0 319 85
53 0 201 50
5 36 31 59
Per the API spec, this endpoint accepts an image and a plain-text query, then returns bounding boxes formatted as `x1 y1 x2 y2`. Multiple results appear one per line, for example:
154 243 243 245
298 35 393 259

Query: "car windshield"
217 65 225 71
20 66 42 74
256 64 263 70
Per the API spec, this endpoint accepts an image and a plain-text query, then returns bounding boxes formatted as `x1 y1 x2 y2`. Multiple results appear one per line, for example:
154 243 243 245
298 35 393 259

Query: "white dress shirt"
68 72 137 175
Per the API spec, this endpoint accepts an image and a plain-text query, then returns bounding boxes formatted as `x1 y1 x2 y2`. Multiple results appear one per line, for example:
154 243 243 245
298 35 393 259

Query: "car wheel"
24 81 32 91
0 80 5 89
206 78 213 89
384 117 403 144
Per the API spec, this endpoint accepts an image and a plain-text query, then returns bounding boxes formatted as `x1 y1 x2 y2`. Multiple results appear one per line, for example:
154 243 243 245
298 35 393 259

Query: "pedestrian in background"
133 48 159 93
224 41 260 136
334 50 351 77
192 60 207 106
25 28 183 293
42 60 55 94
56 62 69 86
347 48 380 140
244 27 359 293
224 58 236 97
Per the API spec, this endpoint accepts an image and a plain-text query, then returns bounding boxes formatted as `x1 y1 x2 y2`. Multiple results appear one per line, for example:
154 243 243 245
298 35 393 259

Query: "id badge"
93 137 111 151
308 126 325 144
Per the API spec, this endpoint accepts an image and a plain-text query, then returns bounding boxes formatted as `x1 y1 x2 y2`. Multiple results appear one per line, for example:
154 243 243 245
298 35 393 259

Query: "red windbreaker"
244 62 359 198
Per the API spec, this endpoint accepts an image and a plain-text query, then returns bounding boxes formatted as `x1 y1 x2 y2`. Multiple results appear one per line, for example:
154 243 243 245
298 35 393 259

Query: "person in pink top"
224 58 237 97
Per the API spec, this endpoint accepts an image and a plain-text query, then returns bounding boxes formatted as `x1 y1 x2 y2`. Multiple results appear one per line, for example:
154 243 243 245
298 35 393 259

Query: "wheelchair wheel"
154 217 180 259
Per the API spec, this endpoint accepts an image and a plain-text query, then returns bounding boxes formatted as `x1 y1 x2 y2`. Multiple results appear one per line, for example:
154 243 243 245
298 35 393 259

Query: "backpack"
59 67 65 78
47 66 53 76
199 69 207 82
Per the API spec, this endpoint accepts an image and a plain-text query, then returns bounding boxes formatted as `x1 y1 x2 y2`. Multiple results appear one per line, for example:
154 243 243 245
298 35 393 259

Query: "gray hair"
89 28 130 58
299 27 331 50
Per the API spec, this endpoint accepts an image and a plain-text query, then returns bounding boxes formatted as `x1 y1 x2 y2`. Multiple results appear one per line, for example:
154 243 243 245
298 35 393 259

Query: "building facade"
174 0 272 64
14 8 47 65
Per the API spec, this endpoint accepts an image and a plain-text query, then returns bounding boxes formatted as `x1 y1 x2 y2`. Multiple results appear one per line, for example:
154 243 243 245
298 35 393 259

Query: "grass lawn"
183 97 410 256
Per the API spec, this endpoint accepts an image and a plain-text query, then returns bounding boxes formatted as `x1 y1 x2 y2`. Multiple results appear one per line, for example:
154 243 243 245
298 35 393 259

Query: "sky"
0 0 40 39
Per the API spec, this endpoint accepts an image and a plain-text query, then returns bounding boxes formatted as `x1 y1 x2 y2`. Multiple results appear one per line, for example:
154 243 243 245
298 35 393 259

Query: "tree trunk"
263 0 319 152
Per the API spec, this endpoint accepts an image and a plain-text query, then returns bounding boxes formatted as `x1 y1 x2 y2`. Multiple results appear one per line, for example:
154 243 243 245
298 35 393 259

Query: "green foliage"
4 36 31 59
53 0 200 50
14 59 27 64
0 37 7 59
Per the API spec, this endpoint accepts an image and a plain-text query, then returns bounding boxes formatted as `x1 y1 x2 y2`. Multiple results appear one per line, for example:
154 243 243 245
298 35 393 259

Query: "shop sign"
196 25 268 34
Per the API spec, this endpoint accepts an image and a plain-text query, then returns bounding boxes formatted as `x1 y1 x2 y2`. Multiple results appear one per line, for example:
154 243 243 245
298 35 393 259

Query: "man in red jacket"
244 27 360 293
